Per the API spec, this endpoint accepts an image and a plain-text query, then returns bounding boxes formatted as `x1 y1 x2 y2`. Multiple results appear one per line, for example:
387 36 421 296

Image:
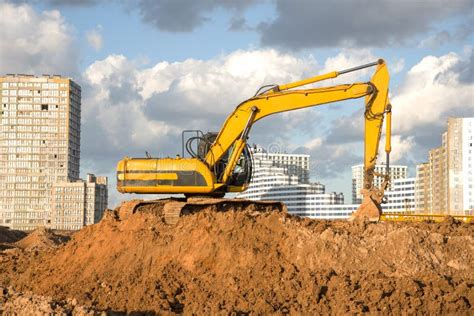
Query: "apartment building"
415 117 474 215
447 118 473 213
237 146 344 218
51 174 108 230
294 176 417 219
415 163 430 212
249 145 310 183
351 164 408 204
383 178 416 213
0 74 81 229
429 137 448 213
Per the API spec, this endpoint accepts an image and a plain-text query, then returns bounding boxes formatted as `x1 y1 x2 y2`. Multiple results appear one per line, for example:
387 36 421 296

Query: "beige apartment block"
51 174 108 231
415 117 474 215
0 74 81 230
429 136 448 214
415 162 430 212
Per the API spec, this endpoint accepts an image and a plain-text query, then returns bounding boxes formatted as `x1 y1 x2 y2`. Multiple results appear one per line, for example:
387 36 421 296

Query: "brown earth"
0 287 98 315
14 226 71 251
0 226 26 251
0 199 473 314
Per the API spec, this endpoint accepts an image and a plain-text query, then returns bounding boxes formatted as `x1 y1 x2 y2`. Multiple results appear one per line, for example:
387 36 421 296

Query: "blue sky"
1 0 473 205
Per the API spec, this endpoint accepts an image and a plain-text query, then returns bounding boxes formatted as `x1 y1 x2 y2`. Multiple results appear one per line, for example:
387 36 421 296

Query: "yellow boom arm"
205 60 390 194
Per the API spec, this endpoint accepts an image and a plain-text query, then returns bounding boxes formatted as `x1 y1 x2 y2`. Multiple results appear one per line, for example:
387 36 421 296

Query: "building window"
41 104 48 111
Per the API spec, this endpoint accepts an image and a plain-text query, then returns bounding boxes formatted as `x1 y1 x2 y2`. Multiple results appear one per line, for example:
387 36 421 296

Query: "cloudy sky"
1 0 473 206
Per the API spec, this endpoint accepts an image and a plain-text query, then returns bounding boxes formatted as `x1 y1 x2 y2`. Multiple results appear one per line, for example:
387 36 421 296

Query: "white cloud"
83 48 319 140
86 26 103 51
392 58 405 74
80 49 320 189
304 137 323 150
392 51 474 133
321 49 378 84
0 2 78 76
83 54 171 149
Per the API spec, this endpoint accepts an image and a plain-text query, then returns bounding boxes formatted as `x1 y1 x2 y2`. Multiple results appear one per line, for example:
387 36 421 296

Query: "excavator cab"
183 130 253 191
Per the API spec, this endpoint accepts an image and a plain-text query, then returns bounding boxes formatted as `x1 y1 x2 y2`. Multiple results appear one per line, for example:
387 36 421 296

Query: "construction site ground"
0 199 473 314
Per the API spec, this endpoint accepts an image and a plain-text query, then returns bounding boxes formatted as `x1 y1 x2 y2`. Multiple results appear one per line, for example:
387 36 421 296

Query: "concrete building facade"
0 74 107 230
0 75 81 229
415 163 430 212
352 164 408 204
237 146 344 218
292 175 417 219
447 117 473 213
429 135 448 213
51 174 108 230
383 178 416 213
415 117 473 215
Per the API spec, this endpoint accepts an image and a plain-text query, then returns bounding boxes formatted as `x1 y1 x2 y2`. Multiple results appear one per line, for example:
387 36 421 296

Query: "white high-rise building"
352 164 408 204
383 178 416 213
448 117 474 213
237 146 344 218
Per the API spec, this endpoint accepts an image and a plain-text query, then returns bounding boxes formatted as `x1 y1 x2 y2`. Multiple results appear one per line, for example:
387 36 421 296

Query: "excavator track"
117 198 286 225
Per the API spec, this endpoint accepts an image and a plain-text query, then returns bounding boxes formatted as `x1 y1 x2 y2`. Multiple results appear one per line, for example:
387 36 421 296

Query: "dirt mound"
14 227 70 250
0 226 27 251
0 226 26 244
0 287 97 315
0 200 473 314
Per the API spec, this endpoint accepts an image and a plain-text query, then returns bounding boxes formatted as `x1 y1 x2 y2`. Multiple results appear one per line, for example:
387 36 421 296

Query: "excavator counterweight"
117 60 393 222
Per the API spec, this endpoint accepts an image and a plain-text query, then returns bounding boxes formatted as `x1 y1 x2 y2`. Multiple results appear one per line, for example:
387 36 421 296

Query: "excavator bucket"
350 188 383 222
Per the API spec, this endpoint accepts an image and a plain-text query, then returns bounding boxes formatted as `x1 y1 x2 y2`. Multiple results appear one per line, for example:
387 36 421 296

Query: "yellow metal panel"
117 173 177 181
116 157 216 194
381 213 473 224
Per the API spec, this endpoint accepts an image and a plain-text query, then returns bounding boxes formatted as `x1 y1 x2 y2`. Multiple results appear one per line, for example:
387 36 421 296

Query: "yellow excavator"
116 59 392 223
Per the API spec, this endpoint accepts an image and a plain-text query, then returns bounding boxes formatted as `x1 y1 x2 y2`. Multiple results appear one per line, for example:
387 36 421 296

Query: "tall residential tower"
0 74 106 230
415 117 474 215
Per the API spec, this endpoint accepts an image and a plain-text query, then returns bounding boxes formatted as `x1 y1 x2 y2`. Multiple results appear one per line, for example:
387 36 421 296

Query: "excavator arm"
207 60 390 194
117 59 392 221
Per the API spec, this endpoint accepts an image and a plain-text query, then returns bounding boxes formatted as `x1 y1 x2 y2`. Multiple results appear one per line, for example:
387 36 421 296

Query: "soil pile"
0 226 27 251
0 200 473 314
0 226 26 244
0 287 98 315
14 227 70 251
